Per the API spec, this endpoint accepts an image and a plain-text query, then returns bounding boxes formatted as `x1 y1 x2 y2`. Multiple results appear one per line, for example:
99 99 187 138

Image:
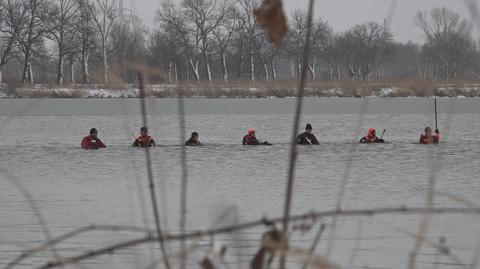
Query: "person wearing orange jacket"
419 127 440 144
359 128 384 143
242 128 270 145
132 127 156 147
81 128 107 149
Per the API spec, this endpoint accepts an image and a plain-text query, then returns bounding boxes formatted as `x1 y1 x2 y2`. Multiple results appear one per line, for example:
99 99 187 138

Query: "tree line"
0 0 479 86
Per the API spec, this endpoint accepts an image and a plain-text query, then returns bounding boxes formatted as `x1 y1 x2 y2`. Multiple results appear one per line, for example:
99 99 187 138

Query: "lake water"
0 98 479 269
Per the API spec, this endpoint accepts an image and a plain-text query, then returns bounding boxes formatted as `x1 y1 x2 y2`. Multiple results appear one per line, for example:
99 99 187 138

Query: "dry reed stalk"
470 236 480 269
436 191 480 209
408 98 456 269
137 72 171 269
0 167 60 269
399 228 464 266
280 0 314 268
408 151 436 269
346 219 364 268
177 87 189 269
301 223 326 269
324 100 368 258
6 224 152 269
31 207 480 269
116 98 157 266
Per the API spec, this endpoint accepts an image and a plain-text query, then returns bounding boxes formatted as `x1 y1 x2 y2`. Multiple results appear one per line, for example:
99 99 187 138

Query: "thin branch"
33 207 480 269
6 225 151 269
178 88 189 269
137 72 171 269
346 219 364 268
398 228 465 266
281 1 314 269
324 100 368 258
302 223 326 269
0 167 60 266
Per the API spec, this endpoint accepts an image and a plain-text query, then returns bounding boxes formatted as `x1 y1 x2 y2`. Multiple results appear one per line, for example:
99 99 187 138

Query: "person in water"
81 128 107 149
242 128 269 145
419 127 440 144
359 128 384 143
185 132 202 146
132 127 156 147
297 123 319 145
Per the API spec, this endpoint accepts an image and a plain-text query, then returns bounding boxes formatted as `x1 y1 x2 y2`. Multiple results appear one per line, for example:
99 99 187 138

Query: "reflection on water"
0 98 479 268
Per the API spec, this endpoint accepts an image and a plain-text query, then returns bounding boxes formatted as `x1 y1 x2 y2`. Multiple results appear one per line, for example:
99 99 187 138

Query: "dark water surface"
0 98 479 269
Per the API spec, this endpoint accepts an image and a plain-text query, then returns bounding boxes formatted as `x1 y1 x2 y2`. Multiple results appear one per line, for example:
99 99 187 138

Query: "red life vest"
362 134 379 143
137 135 154 147
419 133 440 144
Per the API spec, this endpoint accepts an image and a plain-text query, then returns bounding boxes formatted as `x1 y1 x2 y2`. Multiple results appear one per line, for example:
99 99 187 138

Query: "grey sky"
126 0 478 43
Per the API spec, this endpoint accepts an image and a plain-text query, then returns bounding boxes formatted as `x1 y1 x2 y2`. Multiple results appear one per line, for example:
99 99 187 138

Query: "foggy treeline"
0 0 479 86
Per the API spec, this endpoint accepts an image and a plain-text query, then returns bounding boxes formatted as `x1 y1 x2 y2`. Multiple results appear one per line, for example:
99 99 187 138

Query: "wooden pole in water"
434 98 438 131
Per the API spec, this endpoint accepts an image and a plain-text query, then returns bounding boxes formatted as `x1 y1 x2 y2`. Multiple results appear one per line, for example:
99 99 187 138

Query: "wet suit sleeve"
96 138 107 148
434 130 440 143
132 139 139 147
81 137 90 149
311 135 319 145
150 139 157 147
296 134 302 144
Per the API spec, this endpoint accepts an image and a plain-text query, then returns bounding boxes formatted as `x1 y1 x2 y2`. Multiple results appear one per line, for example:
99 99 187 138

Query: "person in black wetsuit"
185 132 202 146
297 123 319 145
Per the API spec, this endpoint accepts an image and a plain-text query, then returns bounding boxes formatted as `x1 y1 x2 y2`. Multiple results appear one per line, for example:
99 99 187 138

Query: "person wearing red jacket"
81 128 107 149
132 127 156 147
419 127 440 144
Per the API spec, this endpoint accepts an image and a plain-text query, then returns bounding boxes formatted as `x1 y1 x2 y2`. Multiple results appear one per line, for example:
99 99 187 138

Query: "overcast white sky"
125 0 478 43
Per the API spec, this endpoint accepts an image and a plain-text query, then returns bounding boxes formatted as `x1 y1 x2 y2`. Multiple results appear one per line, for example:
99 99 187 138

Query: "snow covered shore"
1 83 480 98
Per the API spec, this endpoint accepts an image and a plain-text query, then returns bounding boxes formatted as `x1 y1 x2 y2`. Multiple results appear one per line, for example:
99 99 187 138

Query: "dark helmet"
90 128 98 134
191 132 199 138
306 123 312 130
140 126 148 133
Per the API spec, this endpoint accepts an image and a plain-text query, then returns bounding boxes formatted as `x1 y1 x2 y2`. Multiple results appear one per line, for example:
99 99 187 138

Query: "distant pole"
434 98 438 130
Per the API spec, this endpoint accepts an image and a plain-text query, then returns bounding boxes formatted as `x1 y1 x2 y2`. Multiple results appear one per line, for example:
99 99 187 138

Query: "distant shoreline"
1 81 480 98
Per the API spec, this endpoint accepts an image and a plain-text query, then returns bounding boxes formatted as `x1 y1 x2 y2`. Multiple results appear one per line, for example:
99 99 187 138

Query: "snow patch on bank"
2 84 480 98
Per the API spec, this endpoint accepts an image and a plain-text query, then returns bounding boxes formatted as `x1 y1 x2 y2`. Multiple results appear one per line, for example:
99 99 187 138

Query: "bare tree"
337 22 392 81
286 10 307 79
45 0 80 85
237 0 261 81
88 0 118 84
76 0 96 83
157 0 194 80
110 11 147 83
415 7 475 80
0 0 23 83
183 0 230 81
309 19 332 80
212 6 238 81
9 0 50 84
